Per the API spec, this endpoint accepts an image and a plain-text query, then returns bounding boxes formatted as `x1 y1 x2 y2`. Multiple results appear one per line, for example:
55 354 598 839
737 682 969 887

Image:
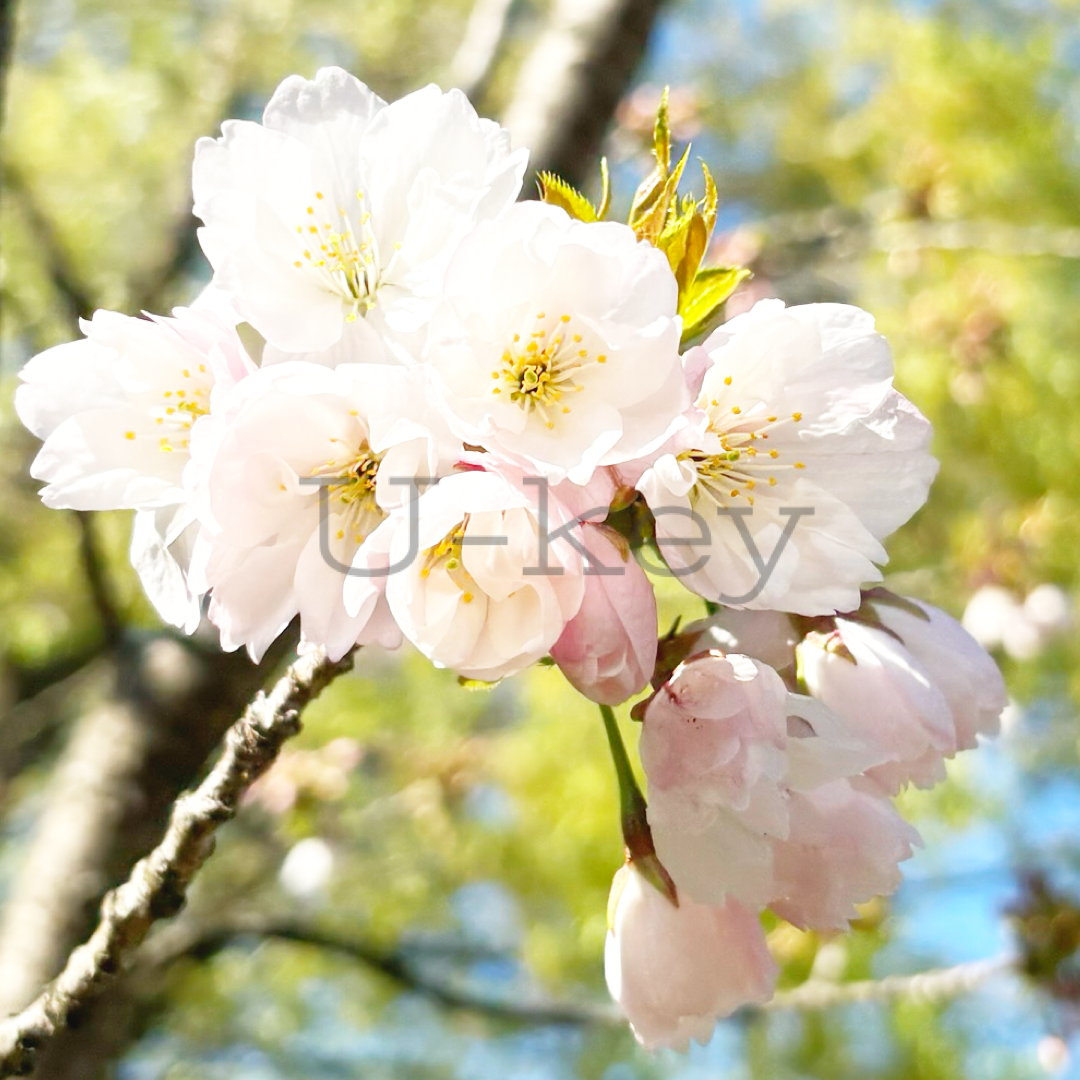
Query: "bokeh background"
3 0 1080 1077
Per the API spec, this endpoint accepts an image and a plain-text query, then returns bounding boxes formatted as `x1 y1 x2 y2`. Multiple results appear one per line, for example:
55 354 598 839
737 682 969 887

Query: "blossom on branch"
371 463 587 682
11 68 1010 1057
193 67 527 364
636 300 938 615
423 202 688 484
198 360 455 660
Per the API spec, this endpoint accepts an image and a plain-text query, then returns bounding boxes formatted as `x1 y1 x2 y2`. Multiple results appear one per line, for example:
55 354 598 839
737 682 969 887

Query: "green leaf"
627 164 666 232
653 85 671 175
679 265 751 341
657 203 695 275
700 161 718 236
627 88 677 235
537 171 597 222
630 144 690 244
675 212 710 299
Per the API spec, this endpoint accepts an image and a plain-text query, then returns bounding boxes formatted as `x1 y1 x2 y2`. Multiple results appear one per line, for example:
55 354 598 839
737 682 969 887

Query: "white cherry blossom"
192 67 527 364
372 463 586 681
637 300 937 615
198 360 456 661
16 306 256 631
423 202 688 484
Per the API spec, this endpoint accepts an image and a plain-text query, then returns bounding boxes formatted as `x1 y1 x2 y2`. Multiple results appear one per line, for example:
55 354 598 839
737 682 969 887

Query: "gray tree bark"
500 0 668 191
0 632 295 1079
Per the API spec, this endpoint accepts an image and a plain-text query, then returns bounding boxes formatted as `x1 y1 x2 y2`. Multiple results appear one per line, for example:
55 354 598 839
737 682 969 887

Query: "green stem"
599 703 679 904
599 704 647 832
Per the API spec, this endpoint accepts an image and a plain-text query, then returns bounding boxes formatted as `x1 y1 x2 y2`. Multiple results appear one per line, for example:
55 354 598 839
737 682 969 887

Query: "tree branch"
142 915 623 1029
72 513 123 650
447 0 519 106
139 914 1016 1040
0 646 356 1078
766 953 1014 1011
500 0 667 190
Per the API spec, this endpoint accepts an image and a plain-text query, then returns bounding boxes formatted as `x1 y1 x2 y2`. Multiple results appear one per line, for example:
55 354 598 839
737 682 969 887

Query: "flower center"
681 385 806 506
308 440 387 547
146 364 212 455
420 517 479 604
490 312 606 430
291 190 403 323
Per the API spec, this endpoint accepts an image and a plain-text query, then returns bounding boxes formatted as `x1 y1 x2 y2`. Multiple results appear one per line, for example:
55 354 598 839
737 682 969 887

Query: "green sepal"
537 171 598 223
861 586 932 623
679 265 752 342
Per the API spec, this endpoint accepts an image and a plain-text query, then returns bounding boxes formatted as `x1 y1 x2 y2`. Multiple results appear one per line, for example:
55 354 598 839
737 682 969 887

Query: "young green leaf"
679 266 751 342
537 171 598 222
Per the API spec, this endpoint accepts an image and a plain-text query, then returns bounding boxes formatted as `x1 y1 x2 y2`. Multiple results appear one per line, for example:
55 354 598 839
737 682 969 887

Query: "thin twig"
143 916 620 1028
72 512 124 649
767 953 1014 1011
142 914 1016 1035
0 647 355 1078
2 163 96 339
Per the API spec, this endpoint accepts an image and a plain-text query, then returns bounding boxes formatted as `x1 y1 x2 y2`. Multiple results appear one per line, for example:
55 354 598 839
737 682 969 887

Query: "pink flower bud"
604 863 777 1050
550 525 657 704
797 596 1005 792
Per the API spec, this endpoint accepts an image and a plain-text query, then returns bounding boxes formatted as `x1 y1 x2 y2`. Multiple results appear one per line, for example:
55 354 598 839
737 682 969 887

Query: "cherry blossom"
198 360 455 660
640 652 790 907
423 202 688 483
16 306 256 631
637 300 937 615
641 653 893 908
769 779 920 930
372 463 586 682
11 67 1009 1055
193 67 527 364
797 595 1005 792
550 523 657 705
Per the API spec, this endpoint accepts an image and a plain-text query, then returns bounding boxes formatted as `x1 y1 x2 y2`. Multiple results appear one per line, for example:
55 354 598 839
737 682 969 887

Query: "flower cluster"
606 594 1004 1048
17 68 1006 1050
